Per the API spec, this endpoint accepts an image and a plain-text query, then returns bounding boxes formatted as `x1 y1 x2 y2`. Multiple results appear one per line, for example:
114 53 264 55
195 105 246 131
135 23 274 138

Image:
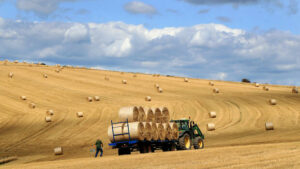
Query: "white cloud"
0 18 300 85
124 1 157 15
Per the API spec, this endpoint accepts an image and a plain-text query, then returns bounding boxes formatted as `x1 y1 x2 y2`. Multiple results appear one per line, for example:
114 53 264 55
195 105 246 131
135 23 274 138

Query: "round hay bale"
184 78 189 82
255 83 259 87
104 76 109 81
8 72 14 78
154 84 159 88
144 107 154 122
77 112 83 117
94 96 100 101
292 87 298 94
154 108 162 123
54 147 63 155
157 87 163 93
108 123 125 142
118 106 139 122
87 96 93 102
43 74 48 78
45 116 52 122
150 122 159 140
29 103 36 109
20 96 27 100
209 81 214 86
47 110 54 115
269 99 277 105
160 107 170 123
142 122 152 141
265 122 274 130
145 96 151 102
157 123 165 140
138 106 146 122
213 88 219 93
123 122 145 141
263 86 269 91
122 80 127 84
55 69 60 73
162 123 172 140
209 111 216 118
207 123 215 131
169 122 179 139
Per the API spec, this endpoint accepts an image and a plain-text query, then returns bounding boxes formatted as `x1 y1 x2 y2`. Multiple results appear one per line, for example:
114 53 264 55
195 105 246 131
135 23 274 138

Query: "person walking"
95 139 103 157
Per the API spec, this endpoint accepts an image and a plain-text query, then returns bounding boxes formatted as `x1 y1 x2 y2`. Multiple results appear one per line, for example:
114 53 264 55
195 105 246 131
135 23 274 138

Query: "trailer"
108 120 177 155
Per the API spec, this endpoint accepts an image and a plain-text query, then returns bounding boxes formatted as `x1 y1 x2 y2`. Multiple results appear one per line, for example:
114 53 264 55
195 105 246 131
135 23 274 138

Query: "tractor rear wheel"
193 137 204 149
178 133 191 150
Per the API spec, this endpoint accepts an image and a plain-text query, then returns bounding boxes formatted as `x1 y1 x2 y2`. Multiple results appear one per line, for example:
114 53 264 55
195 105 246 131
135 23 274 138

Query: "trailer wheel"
139 143 147 154
118 148 131 155
118 148 124 155
169 143 176 151
193 137 204 149
162 143 169 152
178 133 191 150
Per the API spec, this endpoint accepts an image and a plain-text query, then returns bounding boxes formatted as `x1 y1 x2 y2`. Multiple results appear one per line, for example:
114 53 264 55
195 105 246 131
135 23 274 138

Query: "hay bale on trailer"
207 123 215 131
162 123 173 140
118 106 139 122
20 96 27 100
169 122 179 139
47 110 54 115
160 107 170 123
144 107 154 122
122 122 145 141
145 96 151 102
87 96 93 102
108 123 125 142
29 103 36 109
94 96 100 101
142 122 152 141
8 72 14 78
150 122 159 141
154 108 162 123
213 88 219 93
122 80 127 84
209 111 216 118
157 87 163 93
209 81 214 86
269 99 277 105
292 87 298 93
45 116 52 122
157 123 166 140
265 122 274 130
138 106 146 122
184 78 189 82
54 147 63 155
77 112 83 117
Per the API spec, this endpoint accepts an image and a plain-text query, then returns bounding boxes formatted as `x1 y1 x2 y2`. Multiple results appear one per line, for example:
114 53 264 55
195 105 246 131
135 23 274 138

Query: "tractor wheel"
178 133 191 150
193 137 204 149
139 143 147 154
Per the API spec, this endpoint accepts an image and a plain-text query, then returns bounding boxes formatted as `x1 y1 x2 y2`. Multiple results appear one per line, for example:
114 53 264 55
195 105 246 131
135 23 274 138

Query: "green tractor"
171 118 205 150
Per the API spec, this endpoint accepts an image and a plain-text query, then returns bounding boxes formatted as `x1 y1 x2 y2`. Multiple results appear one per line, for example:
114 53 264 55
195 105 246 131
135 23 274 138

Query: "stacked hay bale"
109 106 173 142
292 87 298 93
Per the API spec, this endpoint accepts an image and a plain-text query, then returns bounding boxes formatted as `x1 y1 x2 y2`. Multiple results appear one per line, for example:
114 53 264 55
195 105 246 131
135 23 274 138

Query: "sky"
0 0 300 85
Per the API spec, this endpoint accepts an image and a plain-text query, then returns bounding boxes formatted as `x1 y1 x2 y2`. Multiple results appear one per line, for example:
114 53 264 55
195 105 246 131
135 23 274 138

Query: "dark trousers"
95 147 103 157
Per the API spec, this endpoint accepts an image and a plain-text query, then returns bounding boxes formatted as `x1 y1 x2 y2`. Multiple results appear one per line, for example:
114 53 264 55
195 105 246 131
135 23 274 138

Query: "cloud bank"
0 17 300 85
124 1 157 15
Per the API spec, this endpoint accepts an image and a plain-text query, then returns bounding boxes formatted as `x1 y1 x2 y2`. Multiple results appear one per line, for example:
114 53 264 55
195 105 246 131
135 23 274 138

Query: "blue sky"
0 0 300 85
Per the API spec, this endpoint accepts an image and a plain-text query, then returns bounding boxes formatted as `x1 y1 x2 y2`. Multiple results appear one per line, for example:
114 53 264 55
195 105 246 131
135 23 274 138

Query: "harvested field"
0 61 300 168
